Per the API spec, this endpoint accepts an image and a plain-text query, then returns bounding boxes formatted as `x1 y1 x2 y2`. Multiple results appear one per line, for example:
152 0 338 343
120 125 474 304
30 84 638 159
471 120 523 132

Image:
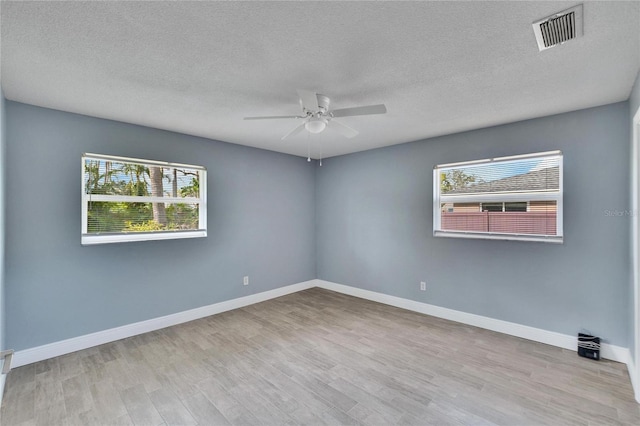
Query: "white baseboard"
628 357 640 403
315 279 630 364
0 373 5 410
12 280 316 368
9 278 631 371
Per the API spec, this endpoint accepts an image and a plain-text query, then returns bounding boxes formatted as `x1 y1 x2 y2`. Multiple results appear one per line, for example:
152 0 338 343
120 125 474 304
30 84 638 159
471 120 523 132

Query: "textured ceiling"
1 1 639 159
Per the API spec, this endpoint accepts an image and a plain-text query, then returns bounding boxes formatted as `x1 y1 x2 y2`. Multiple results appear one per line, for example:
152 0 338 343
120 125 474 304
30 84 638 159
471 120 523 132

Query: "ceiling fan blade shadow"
297 89 319 111
244 115 301 120
331 104 387 118
330 120 359 138
281 122 307 140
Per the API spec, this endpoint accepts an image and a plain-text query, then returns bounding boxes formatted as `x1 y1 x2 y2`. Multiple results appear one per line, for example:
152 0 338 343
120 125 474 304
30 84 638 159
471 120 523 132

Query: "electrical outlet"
420 281 426 291
243 276 249 286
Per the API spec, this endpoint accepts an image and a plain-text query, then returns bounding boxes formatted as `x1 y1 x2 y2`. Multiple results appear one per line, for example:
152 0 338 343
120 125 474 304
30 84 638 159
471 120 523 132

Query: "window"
481 202 504 212
434 150 562 243
82 153 207 245
480 202 528 212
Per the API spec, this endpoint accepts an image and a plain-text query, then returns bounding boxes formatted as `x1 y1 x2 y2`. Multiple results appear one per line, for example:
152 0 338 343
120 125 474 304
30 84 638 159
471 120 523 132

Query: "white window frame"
81 153 207 245
480 201 529 212
433 150 563 243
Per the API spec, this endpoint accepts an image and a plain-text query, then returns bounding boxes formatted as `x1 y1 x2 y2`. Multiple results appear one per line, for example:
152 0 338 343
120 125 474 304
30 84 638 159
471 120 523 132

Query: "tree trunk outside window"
150 166 167 226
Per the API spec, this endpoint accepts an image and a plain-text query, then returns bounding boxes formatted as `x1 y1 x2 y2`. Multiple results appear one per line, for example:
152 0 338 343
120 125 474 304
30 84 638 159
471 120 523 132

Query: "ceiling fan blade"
281 122 306 140
244 115 301 120
330 119 359 138
297 89 319 111
331 104 387 118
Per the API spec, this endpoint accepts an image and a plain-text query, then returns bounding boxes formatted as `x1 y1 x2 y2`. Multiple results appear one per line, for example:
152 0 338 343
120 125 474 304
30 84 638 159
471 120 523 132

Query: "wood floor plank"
0 379 35 425
120 384 164 426
88 379 129 422
196 377 260 425
329 377 404 424
1 287 639 425
147 388 197 426
180 390 231 426
62 374 93 417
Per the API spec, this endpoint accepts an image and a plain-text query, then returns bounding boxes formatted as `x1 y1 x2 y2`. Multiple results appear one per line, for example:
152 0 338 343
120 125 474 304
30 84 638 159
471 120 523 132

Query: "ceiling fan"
244 89 387 140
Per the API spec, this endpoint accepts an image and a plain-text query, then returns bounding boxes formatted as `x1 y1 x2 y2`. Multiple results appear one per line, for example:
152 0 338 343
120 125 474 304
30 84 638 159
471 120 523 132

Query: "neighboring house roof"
447 166 559 194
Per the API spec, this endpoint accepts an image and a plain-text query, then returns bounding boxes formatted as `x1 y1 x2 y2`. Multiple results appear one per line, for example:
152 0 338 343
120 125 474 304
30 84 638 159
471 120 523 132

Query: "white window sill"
434 230 563 244
82 230 207 245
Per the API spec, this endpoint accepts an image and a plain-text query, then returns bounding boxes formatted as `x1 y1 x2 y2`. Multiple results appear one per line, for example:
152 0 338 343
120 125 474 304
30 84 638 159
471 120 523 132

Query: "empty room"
1 1 640 424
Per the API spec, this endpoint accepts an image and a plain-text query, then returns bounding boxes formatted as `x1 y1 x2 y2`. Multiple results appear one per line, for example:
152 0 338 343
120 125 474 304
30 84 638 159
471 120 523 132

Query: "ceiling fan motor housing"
300 93 331 115
316 94 330 113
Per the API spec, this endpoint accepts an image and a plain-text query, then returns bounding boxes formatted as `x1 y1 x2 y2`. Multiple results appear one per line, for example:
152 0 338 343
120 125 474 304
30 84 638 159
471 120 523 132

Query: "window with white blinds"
434 151 563 243
82 153 207 245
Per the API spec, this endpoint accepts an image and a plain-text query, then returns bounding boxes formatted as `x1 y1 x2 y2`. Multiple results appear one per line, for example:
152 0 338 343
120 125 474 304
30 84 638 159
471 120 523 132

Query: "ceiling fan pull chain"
307 132 311 162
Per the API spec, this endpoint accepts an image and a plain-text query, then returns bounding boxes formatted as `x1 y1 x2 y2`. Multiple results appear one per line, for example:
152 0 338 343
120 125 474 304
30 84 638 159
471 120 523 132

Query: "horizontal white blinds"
440 153 560 196
85 158 201 199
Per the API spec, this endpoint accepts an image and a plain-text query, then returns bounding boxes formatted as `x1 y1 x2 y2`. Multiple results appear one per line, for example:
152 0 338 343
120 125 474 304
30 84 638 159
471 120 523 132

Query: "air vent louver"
533 4 583 51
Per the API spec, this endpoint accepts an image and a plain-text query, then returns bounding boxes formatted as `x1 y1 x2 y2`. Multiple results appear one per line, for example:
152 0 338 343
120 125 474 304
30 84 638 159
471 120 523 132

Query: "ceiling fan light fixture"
305 117 327 134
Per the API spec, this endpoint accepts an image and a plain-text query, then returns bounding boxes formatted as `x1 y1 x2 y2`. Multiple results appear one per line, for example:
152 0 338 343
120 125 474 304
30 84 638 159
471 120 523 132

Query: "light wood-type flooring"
1 288 639 425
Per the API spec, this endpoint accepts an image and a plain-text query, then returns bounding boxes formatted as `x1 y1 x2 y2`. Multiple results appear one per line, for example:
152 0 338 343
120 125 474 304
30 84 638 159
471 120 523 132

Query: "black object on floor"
578 333 601 360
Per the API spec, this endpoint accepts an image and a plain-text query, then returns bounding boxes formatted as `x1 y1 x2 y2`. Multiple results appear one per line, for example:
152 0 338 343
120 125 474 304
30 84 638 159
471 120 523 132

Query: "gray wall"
3 99 634 352
317 102 631 347
5 101 316 351
0 91 5 354
629 70 640 362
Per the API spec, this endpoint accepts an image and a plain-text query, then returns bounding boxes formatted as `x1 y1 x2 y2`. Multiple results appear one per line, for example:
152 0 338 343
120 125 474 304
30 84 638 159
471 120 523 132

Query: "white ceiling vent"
533 4 583 51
